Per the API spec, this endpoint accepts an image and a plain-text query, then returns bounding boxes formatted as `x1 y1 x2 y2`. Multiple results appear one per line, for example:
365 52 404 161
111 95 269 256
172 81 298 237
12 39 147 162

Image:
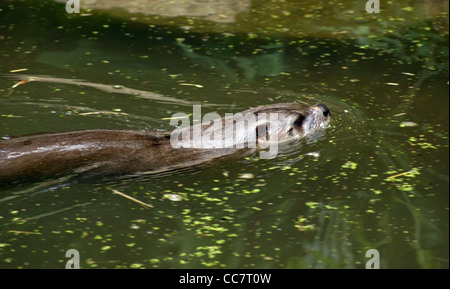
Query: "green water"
0 0 448 268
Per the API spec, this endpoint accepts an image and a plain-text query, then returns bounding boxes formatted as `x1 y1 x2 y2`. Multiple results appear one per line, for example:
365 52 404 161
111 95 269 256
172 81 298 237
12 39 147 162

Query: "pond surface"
0 0 448 268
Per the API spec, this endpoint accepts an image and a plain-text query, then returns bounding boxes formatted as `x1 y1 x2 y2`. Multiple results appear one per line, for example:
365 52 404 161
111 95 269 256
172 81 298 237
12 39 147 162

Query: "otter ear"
256 124 269 141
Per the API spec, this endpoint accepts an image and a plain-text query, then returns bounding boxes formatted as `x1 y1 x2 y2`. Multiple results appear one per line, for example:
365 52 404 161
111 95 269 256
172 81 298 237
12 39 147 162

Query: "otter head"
251 102 331 144
170 102 330 159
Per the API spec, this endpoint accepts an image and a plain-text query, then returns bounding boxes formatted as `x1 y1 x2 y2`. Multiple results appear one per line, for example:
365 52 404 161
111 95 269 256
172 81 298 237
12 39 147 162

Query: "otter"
0 103 330 187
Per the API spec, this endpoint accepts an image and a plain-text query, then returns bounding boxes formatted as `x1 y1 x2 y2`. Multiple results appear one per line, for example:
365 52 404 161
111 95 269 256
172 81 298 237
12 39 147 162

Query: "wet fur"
0 103 329 187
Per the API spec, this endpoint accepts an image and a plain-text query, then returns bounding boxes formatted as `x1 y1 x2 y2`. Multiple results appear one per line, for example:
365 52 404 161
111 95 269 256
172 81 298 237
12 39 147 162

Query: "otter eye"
294 114 305 127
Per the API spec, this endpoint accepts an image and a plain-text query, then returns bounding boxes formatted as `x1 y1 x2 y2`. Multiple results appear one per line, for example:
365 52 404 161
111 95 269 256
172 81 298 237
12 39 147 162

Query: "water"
0 0 448 268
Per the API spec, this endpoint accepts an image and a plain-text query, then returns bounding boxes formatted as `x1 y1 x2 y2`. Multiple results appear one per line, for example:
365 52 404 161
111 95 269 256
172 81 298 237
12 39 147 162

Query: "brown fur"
0 103 330 187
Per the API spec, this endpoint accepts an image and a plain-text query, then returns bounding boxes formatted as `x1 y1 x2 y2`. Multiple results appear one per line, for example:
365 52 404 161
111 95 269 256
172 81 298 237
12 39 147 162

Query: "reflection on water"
0 0 448 268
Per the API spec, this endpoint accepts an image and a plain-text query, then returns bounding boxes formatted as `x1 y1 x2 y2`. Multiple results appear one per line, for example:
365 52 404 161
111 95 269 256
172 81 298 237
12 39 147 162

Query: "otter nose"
317 103 330 117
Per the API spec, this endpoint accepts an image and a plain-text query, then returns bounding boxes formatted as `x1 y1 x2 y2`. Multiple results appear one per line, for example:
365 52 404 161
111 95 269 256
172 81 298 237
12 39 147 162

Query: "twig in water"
108 187 153 209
